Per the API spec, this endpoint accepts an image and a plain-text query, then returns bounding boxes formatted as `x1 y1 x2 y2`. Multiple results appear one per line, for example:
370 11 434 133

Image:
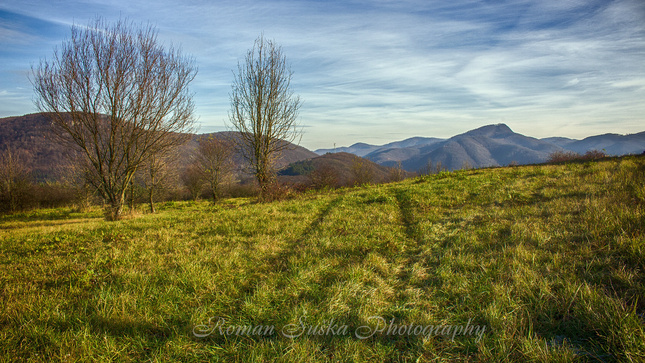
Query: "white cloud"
0 0 643 149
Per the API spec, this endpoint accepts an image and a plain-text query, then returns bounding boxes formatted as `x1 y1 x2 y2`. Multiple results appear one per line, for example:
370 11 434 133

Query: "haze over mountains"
316 124 645 171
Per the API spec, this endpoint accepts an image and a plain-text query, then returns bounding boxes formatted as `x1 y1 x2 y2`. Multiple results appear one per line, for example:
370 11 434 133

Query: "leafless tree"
461 161 472 170
388 161 407 182
418 160 434 176
351 156 375 186
435 161 445 174
181 163 204 201
0 146 32 212
32 18 197 220
194 136 234 201
138 152 178 213
229 35 302 199
56 153 98 212
308 164 339 190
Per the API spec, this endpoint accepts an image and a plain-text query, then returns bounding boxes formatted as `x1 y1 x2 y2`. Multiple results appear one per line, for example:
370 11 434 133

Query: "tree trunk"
105 193 125 221
149 188 156 213
129 179 135 211
107 202 123 221
257 165 275 200
211 185 219 202
9 184 18 212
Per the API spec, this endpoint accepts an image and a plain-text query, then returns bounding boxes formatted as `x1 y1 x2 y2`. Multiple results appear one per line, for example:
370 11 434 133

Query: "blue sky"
1 0 643 150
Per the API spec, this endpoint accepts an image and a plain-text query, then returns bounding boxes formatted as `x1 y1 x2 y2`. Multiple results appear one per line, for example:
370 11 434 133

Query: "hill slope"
279 152 403 186
1 156 644 360
315 137 444 157
402 124 564 171
0 113 316 181
5 113 644 178
0 113 63 181
563 132 645 155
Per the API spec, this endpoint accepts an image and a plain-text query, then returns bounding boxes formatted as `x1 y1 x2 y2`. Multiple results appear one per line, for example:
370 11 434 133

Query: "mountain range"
2 113 645 181
316 124 645 171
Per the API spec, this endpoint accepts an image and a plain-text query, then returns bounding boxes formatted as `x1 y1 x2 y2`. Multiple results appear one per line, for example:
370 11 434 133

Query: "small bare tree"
308 164 339 190
57 153 97 212
195 136 234 201
229 35 302 199
388 161 407 182
0 146 32 212
32 18 197 220
139 152 178 213
418 160 433 176
181 163 204 201
351 156 375 186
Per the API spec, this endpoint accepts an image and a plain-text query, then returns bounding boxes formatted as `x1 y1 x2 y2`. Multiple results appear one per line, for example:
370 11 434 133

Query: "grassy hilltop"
1 156 644 362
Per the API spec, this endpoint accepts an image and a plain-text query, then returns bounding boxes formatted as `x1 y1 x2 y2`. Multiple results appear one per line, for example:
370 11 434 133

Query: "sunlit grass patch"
1 156 644 361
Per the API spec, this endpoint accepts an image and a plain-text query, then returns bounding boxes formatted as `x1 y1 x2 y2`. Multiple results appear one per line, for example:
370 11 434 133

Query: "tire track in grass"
393 187 424 244
391 186 443 289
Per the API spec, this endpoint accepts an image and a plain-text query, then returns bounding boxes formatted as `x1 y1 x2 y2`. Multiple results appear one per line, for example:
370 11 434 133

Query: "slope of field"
1 156 644 361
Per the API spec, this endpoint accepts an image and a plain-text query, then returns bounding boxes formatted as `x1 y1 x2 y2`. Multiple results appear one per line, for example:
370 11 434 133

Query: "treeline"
0 142 619 215
0 143 406 214
0 138 244 214
546 150 608 163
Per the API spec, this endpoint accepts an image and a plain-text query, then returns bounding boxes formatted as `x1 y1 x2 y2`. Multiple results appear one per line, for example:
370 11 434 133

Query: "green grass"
1 156 644 362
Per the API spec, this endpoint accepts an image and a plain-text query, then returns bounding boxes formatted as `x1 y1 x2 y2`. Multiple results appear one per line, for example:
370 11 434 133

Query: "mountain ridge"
315 124 645 171
2 113 644 178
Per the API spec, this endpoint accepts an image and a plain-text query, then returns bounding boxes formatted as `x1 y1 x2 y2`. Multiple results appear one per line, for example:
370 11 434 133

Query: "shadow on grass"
391 187 423 244
264 195 346 274
0 218 99 230
391 187 445 290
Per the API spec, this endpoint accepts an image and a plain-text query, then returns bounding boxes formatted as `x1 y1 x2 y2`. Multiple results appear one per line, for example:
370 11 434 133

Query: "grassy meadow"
1 156 644 362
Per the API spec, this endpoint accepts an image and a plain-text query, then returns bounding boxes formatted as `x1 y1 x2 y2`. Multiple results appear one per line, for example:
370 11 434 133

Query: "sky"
0 0 644 150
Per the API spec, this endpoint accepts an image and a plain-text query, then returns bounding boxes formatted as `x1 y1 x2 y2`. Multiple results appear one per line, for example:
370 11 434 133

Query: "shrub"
181 164 204 200
547 151 581 163
226 182 258 199
258 182 296 202
308 164 340 190
581 150 607 160
350 156 375 186
387 161 407 182
547 150 607 164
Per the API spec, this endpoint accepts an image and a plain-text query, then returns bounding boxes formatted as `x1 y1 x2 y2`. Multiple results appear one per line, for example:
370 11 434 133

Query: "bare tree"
418 160 434 176
351 156 375 186
138 152 178 213
229 35 302 199
0 146 32 212
194 136 234 201
181 163 204 201
435 161 445 174
56 153 98 212
32 18 197 220
461 161 472 170
308 164 340 190
388 161 407 182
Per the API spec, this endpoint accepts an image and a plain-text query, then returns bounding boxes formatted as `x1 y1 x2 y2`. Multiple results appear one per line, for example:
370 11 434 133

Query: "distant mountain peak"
466 123 514 137
349 142 374 149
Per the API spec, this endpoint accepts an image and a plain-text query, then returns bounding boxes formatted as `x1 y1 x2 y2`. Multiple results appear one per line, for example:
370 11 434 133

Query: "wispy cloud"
1 0 643 148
